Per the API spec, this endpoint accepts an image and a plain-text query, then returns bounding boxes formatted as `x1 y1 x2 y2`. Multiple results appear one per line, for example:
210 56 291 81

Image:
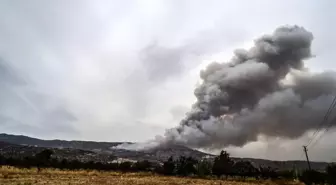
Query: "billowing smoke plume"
117 25 336 150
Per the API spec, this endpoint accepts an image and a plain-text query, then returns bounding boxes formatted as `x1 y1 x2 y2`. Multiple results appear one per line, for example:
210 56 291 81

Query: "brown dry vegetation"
0 166 303 185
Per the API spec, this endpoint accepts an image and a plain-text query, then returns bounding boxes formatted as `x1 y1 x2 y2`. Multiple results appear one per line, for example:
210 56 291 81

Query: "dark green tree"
36 149 53 161
196 159 212 177
258 166 278 179
175 156 197 176
162 156 175 175
212 150 233 178
132 160 152 171
119 161 133 172
232 160 258 178
59 159 69 169
35 149 54 172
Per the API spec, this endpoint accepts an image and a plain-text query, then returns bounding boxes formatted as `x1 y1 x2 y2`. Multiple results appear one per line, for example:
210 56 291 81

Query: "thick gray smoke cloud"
118 25 336 150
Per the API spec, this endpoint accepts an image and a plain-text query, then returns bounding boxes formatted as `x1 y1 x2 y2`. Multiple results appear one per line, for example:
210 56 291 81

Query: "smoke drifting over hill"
117 25 336 150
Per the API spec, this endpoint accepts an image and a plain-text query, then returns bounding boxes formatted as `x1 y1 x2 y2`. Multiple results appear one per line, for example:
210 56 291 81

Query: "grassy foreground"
0 166 303 185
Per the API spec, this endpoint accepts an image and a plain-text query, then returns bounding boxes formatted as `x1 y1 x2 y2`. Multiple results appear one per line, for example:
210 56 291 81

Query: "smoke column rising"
117 25 336 150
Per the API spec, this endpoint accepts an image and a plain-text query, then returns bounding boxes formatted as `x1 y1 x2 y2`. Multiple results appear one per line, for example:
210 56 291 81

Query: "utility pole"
303 146 311 170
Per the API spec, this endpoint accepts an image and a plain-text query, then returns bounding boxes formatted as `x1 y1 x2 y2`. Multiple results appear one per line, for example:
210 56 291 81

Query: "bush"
232 161 258 178
119 161 133 172
299 170 326 185
132 160 152 171
277 170 295 180
258 166 278 179
175 156 197 176
326 164 336 184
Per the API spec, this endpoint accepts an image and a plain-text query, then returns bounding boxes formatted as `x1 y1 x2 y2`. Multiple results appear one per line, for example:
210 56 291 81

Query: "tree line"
0 149 335 184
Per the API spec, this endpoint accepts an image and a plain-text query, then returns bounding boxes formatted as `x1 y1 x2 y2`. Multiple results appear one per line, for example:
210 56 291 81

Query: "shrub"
299 170 326 185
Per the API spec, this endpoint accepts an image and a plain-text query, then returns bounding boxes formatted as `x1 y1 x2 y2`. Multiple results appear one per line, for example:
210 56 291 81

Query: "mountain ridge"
0 133 332 171
0 133 210 161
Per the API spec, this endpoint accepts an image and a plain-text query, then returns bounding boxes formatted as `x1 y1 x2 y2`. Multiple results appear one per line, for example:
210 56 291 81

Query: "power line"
308 132 324 149
306 96 336 147
307 96 336 146
325 115 336 132
309 115 336 149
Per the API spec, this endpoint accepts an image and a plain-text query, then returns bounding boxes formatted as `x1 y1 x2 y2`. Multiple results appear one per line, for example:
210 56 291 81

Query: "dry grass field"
0 166 303 185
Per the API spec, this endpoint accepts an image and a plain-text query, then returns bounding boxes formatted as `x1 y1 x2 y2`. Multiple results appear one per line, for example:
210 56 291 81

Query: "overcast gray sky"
0 0 335 162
